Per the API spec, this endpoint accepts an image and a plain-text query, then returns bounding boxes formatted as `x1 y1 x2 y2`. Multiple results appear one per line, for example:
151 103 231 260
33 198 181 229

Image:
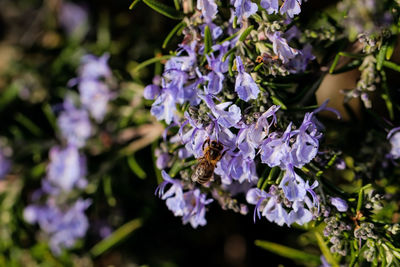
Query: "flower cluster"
24 54 113 254
145 0 325 229
142 0 400 265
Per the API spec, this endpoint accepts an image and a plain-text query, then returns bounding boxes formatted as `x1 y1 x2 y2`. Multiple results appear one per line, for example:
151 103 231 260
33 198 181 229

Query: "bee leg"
202 137 210 151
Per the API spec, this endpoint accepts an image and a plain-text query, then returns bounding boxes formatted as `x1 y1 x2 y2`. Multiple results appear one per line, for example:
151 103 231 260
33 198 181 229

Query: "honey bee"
191 138 225 185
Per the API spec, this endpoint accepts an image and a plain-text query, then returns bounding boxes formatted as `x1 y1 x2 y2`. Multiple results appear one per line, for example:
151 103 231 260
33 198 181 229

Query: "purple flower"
155 148 170 169
46 146 87 192
182 189 213 228
78 80 111 122
267 32 299 64
260 0 279 14
288 203 313 225
287 44 315 73
24 198 91 255
279 169 307 202
78 54 112 81
0 149 11 179
235 56 260 101
233 0 258 23
59 2 88 36
156 171 213 228
388 127 400 159
260 124 293 169
290 113 319 168
237 105 280 159
202 95 242 128
150 89 177 124
197 0 218 23
144 85 161 100
280 0 302 18
57 101 91 148
330 197 348 212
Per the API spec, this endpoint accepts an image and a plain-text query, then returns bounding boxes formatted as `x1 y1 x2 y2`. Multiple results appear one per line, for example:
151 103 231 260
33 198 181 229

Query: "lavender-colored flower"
59 2 88 36
197 0 218 23
233 0 258 23
155 148 170 169
288 203 313 225
235 56 259 101
388 127 400 159
151 89 178 125
78 54 112 81
0 149 11 179
267 32 299 64
287 44 315 73
260 0 279 14
144 84 161 100
237 105 280 159
46 146 87 192
260 124 293 169
182 189 213 228
156 171 213 228
330 197 348 212
279 169 307 202
291 113 319 168
78 80 111 122
24 198 91 255
57 101 91 148
202 95 241 128
280 0 302 18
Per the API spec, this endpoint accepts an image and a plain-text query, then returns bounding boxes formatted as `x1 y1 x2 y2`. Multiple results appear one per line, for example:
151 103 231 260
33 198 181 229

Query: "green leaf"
127 155 147 179
271 95 287 110
222 47 237 62
383 60 400 72
90 218 142 257
103 175 117 207
129 0 142 9
0 83 19 112
15 113 43 137
315 232 339 267
142 0 183 20
377 44 388 71
239 25 254 42
162 21 186 49
204 25 213 55
386 37 397 60
255 240 321 265
132 55 173 74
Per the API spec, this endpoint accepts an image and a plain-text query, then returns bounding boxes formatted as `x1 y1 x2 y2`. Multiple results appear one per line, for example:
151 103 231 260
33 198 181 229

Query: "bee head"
210 140 224 151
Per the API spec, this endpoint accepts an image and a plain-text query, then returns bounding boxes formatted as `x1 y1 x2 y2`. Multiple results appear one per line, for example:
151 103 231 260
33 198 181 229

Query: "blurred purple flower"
46 146 87 192
287 44 315 73
235 56 259 101
0 149 11 180
330 197 348 212
78 80 112 122
58 101 91 148
24 198 91 255
260 0 279 14
388 127 400 159
59 2 88 36
78 54 112 81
